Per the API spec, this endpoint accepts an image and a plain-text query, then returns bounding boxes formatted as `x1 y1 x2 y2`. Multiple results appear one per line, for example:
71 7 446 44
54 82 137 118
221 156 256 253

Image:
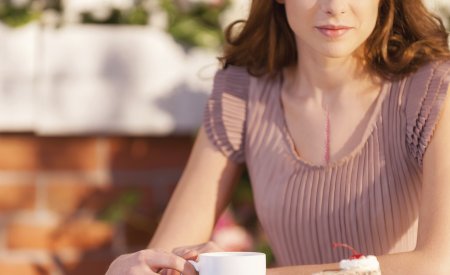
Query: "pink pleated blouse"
203 60 450 266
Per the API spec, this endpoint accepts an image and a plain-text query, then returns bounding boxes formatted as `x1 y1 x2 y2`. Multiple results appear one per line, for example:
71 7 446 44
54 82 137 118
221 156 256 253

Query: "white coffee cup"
188 252 266 275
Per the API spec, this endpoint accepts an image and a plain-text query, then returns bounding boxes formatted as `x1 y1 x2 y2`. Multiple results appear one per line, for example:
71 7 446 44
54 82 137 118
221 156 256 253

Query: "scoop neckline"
276 73 391 169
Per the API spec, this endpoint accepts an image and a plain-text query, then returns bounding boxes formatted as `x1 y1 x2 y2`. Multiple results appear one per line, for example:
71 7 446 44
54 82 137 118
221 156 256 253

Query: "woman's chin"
315 47 361 60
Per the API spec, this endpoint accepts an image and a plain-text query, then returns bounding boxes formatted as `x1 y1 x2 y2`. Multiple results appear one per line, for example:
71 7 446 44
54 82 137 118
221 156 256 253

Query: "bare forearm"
148 184 216 251
148 128 243 251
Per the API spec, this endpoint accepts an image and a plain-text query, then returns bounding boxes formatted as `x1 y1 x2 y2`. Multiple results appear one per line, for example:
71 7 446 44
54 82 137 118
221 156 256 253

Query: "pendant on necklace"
324 106 331 164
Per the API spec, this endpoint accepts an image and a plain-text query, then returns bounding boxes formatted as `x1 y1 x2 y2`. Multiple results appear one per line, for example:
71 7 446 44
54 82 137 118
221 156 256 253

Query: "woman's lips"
315 25 353 39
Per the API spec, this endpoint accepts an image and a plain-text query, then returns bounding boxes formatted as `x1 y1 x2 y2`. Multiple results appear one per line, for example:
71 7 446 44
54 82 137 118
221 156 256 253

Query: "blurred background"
0 0 448 274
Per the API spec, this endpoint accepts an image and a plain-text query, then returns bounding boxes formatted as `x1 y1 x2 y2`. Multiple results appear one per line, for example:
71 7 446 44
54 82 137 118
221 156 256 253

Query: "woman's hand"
172 241 224 261
106 249 196 275
159 242 224 275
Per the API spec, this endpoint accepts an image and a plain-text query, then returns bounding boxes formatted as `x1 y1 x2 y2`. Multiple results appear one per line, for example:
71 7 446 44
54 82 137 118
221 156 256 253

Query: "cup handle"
187 260 200 272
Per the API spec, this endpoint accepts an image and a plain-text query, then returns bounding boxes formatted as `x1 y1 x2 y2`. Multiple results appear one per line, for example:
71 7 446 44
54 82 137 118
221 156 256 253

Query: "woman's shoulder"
214 65 280 87
216 65 249 78
402 59 450 107
403 59 450 166
405 59 450 86
214 65 250 87
204 65 251 164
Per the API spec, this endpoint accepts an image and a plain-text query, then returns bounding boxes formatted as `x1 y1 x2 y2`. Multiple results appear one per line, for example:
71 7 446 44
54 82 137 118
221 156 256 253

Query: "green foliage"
99 190 141 223
160 0 229 48
0 0 149 27
255 239 276 267
0 0 230 48
0 1 40 28
81 5 149 25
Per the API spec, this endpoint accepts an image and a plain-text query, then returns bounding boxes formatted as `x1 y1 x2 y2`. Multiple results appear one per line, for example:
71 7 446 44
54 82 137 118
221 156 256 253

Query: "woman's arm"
268 87 450 275
149 126 244 251
106 127 243 274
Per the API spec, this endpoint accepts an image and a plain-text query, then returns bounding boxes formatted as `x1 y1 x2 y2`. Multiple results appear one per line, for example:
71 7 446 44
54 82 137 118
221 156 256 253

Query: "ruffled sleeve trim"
405 60 450 166
203 66 250 164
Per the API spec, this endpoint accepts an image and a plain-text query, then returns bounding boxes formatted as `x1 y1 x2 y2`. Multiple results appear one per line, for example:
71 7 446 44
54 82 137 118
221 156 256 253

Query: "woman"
107 0 450 274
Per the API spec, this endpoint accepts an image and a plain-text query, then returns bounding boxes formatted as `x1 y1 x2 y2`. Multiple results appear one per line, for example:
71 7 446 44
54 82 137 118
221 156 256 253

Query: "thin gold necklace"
324 104 331 164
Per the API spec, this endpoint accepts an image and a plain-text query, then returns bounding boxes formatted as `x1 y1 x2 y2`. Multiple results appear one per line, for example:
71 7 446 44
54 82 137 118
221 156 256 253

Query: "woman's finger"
172 241 223 260
172 246 199 261
172 244 201 255
106 253 154 275
181 249 199 260
161 260 197 275
140 250 187 272
182 260 198 275
106 249 195 275
161 269 178 275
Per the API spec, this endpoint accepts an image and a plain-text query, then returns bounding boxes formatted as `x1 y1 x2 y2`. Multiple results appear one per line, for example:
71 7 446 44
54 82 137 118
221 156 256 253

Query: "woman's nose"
320 0 348 15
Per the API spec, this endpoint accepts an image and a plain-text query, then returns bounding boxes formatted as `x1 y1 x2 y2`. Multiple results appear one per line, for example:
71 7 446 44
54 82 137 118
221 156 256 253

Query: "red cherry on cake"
332 242 364 259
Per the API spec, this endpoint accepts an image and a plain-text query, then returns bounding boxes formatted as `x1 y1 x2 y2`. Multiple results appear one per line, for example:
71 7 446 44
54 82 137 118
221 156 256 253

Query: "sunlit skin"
279 0 383 166
105 0 450 274
279 0 382 106
282 0 380 59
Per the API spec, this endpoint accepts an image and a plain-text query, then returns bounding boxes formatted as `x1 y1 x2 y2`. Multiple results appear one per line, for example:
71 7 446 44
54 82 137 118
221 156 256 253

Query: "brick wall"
0 134 194 275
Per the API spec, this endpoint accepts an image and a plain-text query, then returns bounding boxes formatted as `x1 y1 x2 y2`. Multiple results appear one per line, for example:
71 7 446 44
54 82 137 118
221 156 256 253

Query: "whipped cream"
339 255 380 271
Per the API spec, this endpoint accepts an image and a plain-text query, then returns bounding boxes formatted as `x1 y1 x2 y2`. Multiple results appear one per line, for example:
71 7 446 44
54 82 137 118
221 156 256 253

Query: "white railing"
0 23 220 135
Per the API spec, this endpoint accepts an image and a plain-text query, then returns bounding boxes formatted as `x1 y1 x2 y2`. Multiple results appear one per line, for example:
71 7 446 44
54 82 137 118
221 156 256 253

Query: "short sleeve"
203 66 250 164
405 60 450 166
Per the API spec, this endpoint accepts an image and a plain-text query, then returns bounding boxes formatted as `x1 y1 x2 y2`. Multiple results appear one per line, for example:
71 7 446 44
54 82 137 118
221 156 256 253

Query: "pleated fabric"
203 61 450 265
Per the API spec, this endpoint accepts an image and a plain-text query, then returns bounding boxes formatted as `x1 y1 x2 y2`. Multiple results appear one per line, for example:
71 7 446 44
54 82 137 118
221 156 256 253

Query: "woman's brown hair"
220 0 450 80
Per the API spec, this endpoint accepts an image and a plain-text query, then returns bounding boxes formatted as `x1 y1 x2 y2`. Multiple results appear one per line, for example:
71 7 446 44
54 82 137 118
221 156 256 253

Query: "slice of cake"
312 243 381 275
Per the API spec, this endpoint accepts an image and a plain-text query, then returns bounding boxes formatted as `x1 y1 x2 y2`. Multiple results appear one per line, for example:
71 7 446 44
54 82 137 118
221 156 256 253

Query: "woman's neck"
285 52 376 107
